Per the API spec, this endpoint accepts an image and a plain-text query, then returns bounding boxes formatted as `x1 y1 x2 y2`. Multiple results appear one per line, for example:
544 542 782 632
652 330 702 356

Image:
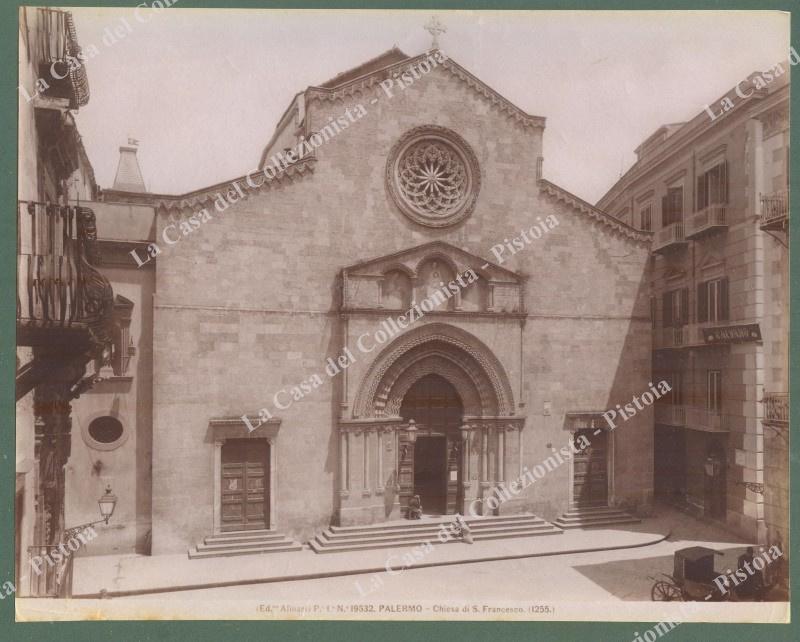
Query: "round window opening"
386 126 481 228
88 416 124 445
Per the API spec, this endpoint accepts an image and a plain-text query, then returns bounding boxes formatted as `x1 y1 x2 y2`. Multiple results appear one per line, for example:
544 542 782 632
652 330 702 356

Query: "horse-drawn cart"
650 546 729 601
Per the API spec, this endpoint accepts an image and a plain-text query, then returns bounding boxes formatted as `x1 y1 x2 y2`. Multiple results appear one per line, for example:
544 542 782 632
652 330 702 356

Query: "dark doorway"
413 436 448 514
221 439 269 531
654 425 687 503
399 374 463 515
704 439 727 519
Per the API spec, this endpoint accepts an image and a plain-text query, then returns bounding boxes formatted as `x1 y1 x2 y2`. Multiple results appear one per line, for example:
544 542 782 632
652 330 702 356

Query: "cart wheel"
651 581 683 601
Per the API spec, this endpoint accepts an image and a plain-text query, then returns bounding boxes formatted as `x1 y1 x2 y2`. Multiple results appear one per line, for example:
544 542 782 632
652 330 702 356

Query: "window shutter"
680 288 689 325
720 277 729 321
663 292 672 327
661 195 670 227
697 281 708 323
696 174 706 211
722 161 728 204
672 187 684 219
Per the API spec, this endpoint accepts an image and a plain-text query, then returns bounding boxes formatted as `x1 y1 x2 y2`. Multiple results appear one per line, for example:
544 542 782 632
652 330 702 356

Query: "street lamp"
97 485 117 524
64 485 118 539
406 419 418 444
401 419 418 461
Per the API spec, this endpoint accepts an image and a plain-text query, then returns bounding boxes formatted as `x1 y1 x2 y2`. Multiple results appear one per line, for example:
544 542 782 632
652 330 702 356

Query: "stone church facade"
136 48 653 553
47 47 654 557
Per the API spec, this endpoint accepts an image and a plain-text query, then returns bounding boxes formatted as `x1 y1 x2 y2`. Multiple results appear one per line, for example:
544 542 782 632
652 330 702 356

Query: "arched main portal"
399 374 463 515
338 324 525 525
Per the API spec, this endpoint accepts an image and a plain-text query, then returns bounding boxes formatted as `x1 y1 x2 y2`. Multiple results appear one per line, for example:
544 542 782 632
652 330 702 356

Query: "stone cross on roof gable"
424 16 446 49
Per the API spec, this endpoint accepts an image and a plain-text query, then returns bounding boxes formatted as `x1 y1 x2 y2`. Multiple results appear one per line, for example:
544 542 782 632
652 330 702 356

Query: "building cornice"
598 83 789 209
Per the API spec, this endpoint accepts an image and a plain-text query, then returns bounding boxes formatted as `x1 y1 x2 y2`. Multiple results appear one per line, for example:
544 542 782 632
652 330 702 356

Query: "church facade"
137 47 653 553
48 46 656 558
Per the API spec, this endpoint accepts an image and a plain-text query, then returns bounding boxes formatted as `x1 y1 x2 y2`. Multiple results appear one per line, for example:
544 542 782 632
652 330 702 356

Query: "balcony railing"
762 392 789 425
687 204 727 239
17 201 113 344
16 201 116 400
759 190 789 231
18 201 82 329
684 406 724 432
652 221 686 253
655 403 686 426
655 404 726 432
27 544 74 598
36 8 90 108
654 324 703 349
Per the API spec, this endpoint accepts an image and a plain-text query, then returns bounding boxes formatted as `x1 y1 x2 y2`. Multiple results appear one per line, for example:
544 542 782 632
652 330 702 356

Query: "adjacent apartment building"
16 7 118 596
598 62 790 546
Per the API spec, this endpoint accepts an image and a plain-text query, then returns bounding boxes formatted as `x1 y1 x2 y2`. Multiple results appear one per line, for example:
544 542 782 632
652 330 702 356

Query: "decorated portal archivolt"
352 323 514 419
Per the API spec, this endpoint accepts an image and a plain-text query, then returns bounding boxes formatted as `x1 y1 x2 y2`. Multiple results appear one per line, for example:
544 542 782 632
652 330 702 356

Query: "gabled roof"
306 48 546 130
150 46 546 208
538 179 652 244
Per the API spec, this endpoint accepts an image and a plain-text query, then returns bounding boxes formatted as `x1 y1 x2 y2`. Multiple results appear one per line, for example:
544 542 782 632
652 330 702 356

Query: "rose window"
386 126 480 228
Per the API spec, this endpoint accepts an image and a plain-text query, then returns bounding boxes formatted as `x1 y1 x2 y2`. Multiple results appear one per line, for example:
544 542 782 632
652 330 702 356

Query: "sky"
63 8 790 203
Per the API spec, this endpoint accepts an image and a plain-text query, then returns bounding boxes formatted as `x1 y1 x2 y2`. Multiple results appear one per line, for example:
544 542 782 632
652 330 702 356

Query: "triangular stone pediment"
699 252 725 272
342 241 524 314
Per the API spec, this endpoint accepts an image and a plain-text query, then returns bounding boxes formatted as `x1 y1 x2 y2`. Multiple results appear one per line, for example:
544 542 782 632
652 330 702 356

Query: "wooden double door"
572 429 609 504
399 374 463 516
221 439 269 531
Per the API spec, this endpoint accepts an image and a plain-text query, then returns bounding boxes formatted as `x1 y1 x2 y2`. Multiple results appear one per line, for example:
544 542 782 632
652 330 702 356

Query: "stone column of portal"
459 424 472 515
376 428 384 494
388 426 402 519
339 430 350 497
479 422 491 515
487 424 496 486
361 429 370 496
498 425 505 483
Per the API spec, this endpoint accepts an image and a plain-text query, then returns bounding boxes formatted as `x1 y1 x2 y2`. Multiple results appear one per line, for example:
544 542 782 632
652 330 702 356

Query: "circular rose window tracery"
386 126 480 228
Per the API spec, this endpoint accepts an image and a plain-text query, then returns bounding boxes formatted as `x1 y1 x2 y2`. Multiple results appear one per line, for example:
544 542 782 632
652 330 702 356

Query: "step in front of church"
309 513 562 554
187 507 647 559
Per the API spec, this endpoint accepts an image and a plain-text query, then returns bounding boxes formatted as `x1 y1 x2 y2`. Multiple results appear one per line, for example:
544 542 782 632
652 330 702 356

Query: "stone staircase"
554 504 641 529
188 529 302 559
309 513 562 554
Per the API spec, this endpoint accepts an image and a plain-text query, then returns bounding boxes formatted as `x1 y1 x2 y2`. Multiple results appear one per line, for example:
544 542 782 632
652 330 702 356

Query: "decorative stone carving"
341 241 524 314
352 323 515 418
386 126 480 228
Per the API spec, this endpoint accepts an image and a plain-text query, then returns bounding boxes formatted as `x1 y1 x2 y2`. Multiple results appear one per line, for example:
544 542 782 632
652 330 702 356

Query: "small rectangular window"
696 162 728 210
661 187 683 226
640 204 652 231
697 277 729 323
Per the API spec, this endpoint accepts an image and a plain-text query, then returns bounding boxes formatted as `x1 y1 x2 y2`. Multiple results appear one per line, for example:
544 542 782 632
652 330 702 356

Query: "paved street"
17 505 789 625
121 505 754 603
